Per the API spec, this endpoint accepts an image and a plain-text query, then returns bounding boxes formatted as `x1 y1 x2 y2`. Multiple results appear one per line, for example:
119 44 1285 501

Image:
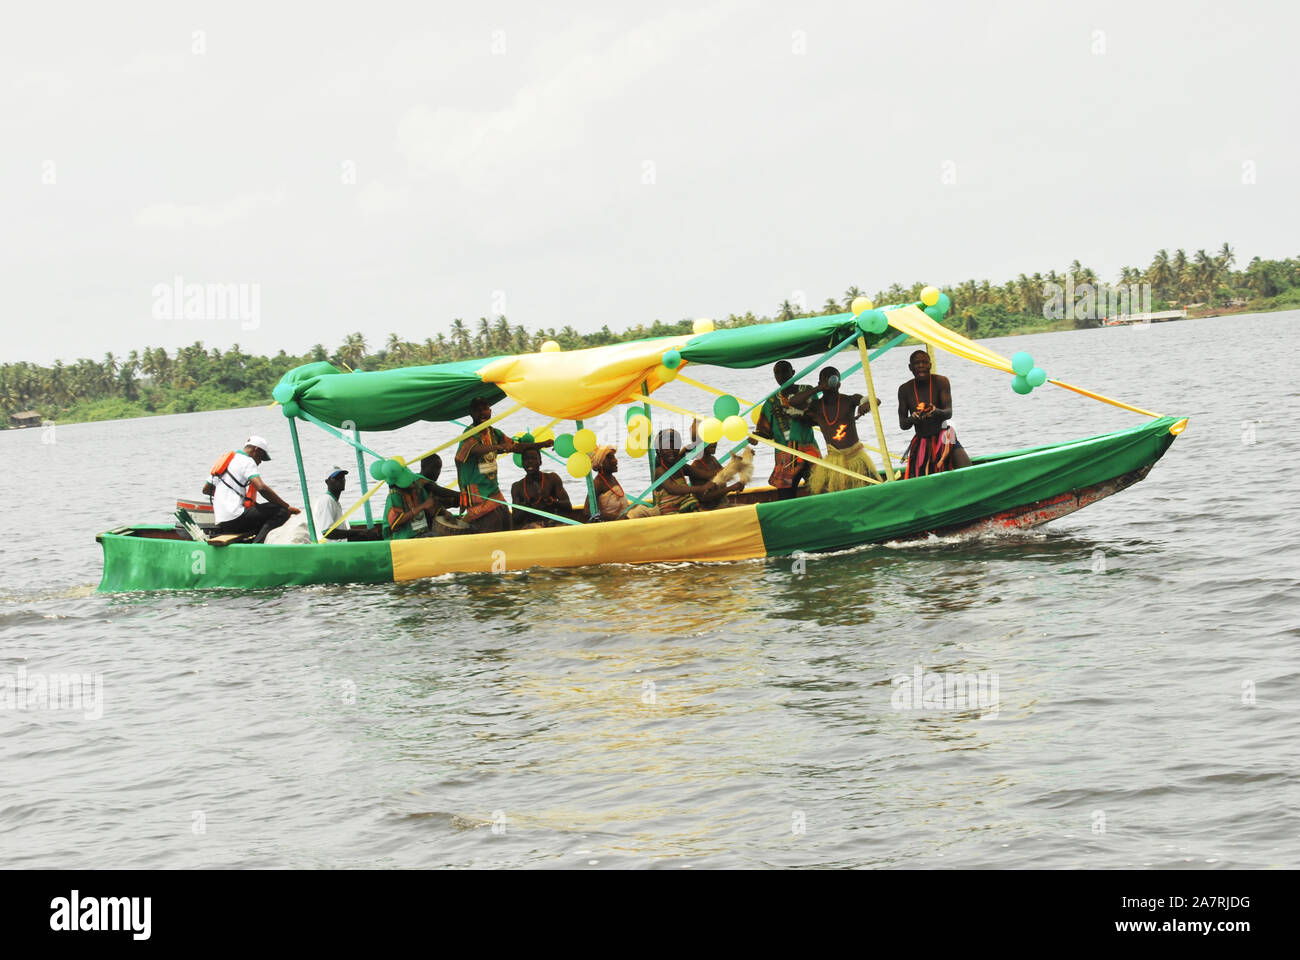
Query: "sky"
3 0 1297 364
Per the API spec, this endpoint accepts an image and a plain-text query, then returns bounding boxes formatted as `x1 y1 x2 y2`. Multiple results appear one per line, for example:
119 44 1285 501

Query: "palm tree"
339 333 367 369
776 299 796 322
449 319 470 358
1145 249 1173 301
1216 242 1235 271
822 297 841 315
842 286 864 310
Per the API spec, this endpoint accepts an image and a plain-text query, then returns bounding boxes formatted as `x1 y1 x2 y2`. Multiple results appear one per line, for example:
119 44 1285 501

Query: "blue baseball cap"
326 467 348 480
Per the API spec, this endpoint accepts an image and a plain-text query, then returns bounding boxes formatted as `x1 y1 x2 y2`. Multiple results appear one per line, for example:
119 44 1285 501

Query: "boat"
96 296 1187 593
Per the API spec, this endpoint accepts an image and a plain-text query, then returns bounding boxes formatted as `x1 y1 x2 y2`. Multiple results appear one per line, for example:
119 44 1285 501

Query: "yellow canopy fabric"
884 305 1014 373
476 335 694 420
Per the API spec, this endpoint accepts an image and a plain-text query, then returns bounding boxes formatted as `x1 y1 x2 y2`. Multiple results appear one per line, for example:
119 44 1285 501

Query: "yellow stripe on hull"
390 505 767 580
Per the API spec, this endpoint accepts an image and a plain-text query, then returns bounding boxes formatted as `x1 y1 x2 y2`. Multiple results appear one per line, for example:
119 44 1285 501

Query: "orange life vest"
209 450 257 510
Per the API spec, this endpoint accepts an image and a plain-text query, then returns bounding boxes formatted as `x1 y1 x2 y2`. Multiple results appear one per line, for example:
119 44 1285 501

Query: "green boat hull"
97 417 1182 593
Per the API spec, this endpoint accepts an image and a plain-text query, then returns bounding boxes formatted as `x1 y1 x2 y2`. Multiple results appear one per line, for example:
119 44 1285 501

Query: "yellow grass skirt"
808 442 879 494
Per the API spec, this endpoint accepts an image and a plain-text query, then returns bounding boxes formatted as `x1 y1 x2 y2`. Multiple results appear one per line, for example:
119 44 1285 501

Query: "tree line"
5 243 1296 426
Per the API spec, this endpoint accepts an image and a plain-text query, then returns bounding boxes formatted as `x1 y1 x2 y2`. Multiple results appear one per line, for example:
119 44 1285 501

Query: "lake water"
2 312 1297 868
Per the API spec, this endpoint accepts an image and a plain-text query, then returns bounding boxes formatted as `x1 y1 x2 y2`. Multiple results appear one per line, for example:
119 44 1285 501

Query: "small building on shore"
10 411 42 429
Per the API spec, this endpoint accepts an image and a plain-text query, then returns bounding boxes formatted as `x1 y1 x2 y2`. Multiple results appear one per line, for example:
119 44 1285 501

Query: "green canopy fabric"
279 358 507 431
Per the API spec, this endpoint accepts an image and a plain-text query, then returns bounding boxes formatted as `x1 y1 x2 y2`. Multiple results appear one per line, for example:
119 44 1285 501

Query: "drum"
435 514 471 536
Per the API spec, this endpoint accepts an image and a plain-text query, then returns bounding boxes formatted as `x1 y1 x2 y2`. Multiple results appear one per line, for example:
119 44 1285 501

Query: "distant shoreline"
12 302 1294 430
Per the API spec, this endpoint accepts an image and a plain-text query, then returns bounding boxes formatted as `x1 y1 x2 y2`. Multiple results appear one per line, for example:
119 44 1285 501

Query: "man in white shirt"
313 467 350 539
209 435 300 542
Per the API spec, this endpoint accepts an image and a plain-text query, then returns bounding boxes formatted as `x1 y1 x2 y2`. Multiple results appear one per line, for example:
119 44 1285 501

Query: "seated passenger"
512 448 572 528
649 428 702 515
687 424 745 509
207 435 301 542
898 350 971 477
313 467 351 540
384 464 435 539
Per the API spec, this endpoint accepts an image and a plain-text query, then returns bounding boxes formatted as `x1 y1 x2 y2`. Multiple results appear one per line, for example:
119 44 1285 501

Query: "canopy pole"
288 417 318 542
576 419 599 520
857 336 897 481
353 425 375 528
640 381 657 476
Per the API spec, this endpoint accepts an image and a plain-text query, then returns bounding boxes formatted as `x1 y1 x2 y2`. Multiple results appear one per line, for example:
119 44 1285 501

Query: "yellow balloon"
540 340 561 352
625 441 647 458
533 426 554 443
692 317 715 335
627 414 651 447
850 296 874 316
698 417 724 444
722 415 749 442
566 452 592 478
658 364 678 381
920 286 940 307
574 428 597 453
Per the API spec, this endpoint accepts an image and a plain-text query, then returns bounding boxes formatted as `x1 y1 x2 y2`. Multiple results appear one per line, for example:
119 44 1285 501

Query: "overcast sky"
3 0 1296 364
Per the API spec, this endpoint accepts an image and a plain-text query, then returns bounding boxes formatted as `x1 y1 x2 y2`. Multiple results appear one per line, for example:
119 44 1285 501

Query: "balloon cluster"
850 297 890 335
1010 352 1048 395
923 289 952 323
554 428 598 477
699 394 749 443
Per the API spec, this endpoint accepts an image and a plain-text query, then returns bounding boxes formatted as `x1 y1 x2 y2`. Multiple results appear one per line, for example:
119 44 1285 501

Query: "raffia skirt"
808 442 880 494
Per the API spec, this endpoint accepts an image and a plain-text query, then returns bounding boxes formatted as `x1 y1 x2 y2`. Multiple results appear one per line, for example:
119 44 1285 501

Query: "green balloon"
281 400 300 418
1012 375 1033 395
713 394 741 420
1026 367 1047 387
865 310 889 335
662 349 682 370
924 304 945 323
935 293 951 315
512 452 523 468
555 433 576 457
272 383 294 403
369 460 386 481
626 406 646 424
1011 352 1034 376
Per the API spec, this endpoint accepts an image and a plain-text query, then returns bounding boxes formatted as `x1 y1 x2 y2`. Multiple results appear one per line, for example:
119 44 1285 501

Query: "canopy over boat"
273 310 922 430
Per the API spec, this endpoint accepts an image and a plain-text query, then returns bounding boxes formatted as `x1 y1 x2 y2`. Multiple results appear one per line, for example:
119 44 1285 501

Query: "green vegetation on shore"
5 244 1297 427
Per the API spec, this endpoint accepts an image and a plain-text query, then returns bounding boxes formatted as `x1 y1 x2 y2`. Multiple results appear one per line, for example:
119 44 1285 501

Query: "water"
3 312 1298 868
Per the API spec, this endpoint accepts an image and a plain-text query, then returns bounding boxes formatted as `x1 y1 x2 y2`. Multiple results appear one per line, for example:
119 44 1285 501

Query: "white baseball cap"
246 435 272 460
